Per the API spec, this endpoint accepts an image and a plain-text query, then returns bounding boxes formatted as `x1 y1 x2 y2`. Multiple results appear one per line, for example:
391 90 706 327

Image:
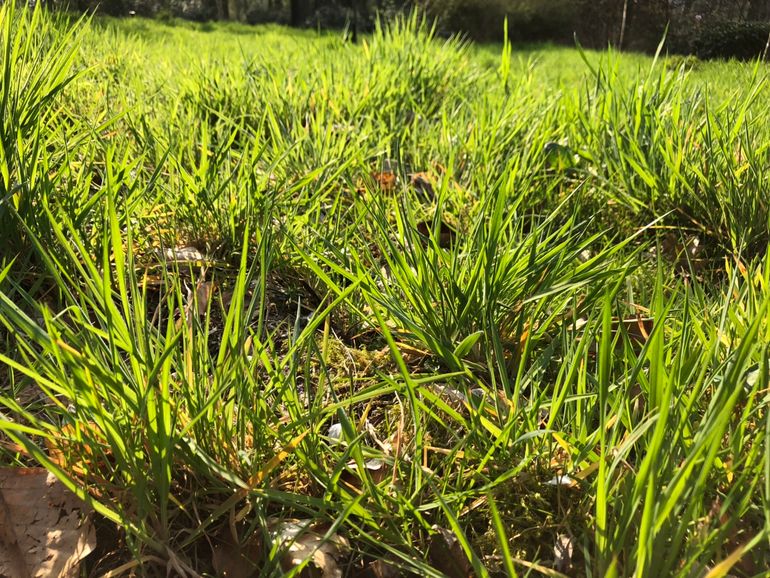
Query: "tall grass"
1 6 769 576
0 4 85 264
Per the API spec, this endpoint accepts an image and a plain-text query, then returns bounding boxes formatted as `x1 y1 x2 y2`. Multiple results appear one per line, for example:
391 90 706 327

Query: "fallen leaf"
572 315 655 354
0 468 95 578
416 220 456 248
409 172 435 198
160 246 207 263
0 486 28 578
340 458 389 490
45 421 109 477
553 533 573 573
427 526 472 578
616 316 654 347
661 233 705 272
194 281 217 317
269 519 349 578
211 530 262 578
543 141 578 172
371 171 396 192
365 559 402 578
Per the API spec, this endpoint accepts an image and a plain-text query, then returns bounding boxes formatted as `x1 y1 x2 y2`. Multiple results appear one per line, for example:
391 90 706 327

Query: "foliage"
2 6 770 576
691 20 770 61
423 0 577 43
41 0 770 59
0 4 85 265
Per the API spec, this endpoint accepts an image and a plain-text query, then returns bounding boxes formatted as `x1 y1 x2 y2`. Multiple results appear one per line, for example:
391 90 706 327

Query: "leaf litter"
0 468 95 578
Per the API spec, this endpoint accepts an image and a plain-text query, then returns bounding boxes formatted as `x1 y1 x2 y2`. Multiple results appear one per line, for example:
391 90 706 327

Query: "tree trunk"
290 0 311 27
350 0 358 43
618 0 629 48
227 0 240 21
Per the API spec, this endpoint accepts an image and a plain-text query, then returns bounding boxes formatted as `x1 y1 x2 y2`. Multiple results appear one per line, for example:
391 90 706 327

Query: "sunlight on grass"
1 4 770 576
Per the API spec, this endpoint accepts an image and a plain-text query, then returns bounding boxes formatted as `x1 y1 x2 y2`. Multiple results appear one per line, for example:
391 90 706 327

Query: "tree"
215 0 226 20
227 0 242 20
342 0 368 43
290 0 312 26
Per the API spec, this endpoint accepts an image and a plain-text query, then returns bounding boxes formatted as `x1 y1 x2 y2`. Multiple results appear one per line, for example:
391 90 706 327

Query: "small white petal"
328 423 343 444
546 475 574 486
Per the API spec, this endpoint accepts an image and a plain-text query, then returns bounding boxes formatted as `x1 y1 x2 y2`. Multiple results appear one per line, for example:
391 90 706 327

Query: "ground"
1 6 770 577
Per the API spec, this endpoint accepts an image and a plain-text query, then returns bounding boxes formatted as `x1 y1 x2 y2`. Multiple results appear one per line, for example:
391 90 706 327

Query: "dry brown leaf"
0 468 95 578
0 486 29 578
572 315 655 354
553 533 574 573
195 281 217 317
371 171 397 192
615 316 654 347
416 220 456 248
427 526 472 578
161 246 207 263
409 172 435 198
368 559 402 578
661 233 705 272
269 519 349 578
211 530 262 578
340 458 389 491
45 421 110 479
354 558 403 578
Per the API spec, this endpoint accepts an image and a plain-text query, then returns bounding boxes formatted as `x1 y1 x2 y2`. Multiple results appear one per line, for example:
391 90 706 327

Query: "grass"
1 5 770 576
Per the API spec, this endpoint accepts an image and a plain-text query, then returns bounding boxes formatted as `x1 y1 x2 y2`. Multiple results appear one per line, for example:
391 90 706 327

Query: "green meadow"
2 5 770 576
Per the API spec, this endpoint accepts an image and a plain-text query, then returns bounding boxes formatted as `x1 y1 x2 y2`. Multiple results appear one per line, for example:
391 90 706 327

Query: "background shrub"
425 0 576 43
691 20 770 60
37 0 770 61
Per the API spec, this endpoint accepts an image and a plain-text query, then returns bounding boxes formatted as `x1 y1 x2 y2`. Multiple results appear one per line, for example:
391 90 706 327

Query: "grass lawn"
2 5 770 576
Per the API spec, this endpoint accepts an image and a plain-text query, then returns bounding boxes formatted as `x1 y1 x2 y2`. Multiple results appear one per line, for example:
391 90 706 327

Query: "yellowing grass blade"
243 429 310 493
